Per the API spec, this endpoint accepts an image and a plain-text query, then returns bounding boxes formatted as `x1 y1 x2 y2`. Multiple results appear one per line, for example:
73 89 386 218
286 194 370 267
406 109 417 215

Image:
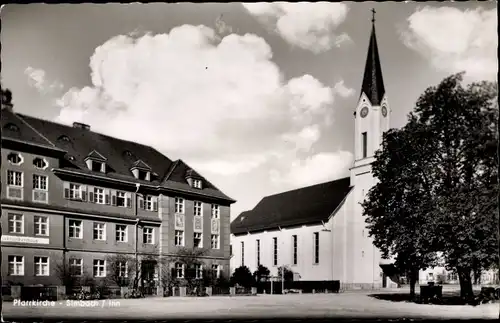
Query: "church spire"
360 9 385 106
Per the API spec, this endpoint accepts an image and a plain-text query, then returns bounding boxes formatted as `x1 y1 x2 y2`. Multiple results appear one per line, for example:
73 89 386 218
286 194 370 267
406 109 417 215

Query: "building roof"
360 22 385 106
231 177 352 235
1 108 234 203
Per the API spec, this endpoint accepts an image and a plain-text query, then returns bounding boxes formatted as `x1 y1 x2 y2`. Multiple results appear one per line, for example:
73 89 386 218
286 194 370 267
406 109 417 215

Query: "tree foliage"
363 72 498 301
253 265 270 283
230 265 254 288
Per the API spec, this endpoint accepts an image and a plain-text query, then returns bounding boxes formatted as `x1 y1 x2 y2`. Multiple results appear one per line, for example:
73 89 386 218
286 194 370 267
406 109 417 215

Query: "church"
230 17 396 290
229 15 499 290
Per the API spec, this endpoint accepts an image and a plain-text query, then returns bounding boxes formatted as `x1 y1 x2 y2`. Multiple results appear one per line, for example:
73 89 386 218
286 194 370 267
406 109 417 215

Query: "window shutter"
105 189 110 205
153 196 158 212
111 190 117 206
81 186 87 202
88 186 94 203
63 182 70 199
138 195 144 210
126 193 132 209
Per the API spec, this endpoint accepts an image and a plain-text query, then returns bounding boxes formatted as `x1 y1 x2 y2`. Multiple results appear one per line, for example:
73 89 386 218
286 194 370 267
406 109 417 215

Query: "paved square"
3 292 497 320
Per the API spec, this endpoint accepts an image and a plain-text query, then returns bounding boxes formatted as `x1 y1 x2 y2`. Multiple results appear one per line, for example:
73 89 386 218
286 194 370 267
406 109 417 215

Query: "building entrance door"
141 260 157 295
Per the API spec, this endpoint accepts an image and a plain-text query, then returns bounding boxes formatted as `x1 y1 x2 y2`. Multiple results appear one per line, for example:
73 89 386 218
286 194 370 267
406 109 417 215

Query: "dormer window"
84 150 107 174
91 161 104 172
33 157 48 170
193 179 202 189
130 159 152 181
7 152 23 165
4 123 19 132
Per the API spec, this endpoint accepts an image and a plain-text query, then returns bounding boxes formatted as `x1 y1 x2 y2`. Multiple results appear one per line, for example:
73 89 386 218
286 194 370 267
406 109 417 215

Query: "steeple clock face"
381 106 387 117
360 107 369 118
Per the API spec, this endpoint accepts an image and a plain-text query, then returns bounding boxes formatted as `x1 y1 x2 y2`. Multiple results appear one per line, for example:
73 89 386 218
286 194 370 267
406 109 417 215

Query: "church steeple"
360 9 385 106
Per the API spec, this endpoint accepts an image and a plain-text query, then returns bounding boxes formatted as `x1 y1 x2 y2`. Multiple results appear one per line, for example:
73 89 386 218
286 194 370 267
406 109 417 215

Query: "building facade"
1 101 235 291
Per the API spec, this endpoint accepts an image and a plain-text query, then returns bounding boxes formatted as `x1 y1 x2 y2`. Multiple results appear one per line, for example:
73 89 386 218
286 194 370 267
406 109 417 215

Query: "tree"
171 247 209 293
277 266 294 283
54 261 81 293
413 73 498 301
363 72 498 302
230 266 254 288
363 117 439 299
253 265 270 284
106 254 134 287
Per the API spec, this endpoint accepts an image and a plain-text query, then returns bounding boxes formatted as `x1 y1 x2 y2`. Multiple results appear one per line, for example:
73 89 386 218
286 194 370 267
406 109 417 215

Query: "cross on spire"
371 8 376 24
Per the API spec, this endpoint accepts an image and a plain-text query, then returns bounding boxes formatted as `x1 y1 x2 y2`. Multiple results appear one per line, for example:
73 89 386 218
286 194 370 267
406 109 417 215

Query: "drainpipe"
134 184 141 289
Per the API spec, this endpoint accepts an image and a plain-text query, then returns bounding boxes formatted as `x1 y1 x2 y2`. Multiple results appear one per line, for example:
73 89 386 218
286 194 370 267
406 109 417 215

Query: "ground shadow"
369 292 499 306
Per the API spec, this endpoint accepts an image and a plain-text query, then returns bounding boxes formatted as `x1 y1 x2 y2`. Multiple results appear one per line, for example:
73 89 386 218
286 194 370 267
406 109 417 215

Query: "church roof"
231 177 352 235
2 109 234 203
360 22 385 106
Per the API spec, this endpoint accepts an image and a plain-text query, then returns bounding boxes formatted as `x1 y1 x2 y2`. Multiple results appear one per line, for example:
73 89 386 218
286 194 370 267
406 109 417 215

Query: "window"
292 235 298 265
194 201 203 216
175 230 184 246
175 263 184 278
362 132 367 158
116 225 127 242
212 264 221 279
447 272 458 281
7 153 23 165
93 259 106 277
175 198 184 213
241 242 245 266
211 234 219 249
69 183 81 199
117 261 128 277
8 256 24 276
7 170 22 186
211 204 220 218
33 174 47 190
34 256 49 276
256 239 261 266
313 232 319 264
273 237 278 266
195 264 203 279
93 222 106 240
33 158 48 169
145 195 153 211
91 161 103 172
143 227 154 244
193 232 202 248
116 191 126 207
193 179 202 189
34 216 49 236
94 187 104 204
69 220 83 239
69 258 83 276
427 273 434 281
230 244 233 256
8 213 23 233
138 170 150 181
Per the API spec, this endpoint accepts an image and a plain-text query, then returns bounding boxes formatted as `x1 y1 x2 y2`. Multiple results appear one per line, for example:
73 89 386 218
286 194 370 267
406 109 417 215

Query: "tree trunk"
409 267 419 300
457 267 474 302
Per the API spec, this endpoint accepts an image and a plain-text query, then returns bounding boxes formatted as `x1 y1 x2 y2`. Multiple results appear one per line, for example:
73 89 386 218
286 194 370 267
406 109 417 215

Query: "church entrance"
382 273 387 288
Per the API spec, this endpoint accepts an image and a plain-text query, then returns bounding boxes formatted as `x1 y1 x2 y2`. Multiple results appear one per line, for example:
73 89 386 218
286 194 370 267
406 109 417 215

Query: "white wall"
230 222 334 281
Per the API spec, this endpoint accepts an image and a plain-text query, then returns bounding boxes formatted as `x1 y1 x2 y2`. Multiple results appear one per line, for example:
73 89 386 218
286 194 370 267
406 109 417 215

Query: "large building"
229 18 499 290
1 95 235 292
230 18 392 290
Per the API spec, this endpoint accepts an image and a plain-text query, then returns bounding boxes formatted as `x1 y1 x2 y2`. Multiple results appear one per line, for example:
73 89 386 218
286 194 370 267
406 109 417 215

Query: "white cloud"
401 6 497 81
243 2 351 54
270 151 353 187
55 25 348 181
25 67 64 94
333 80 355 98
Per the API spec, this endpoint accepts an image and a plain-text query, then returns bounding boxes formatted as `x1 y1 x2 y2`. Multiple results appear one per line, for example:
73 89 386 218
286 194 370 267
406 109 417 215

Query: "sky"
1 2 497 220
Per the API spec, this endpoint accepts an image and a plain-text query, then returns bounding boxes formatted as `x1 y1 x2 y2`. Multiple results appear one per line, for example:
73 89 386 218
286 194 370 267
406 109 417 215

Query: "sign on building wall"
175 214 185 230
1 235 50 244
211 218 220 234
193 216 203 232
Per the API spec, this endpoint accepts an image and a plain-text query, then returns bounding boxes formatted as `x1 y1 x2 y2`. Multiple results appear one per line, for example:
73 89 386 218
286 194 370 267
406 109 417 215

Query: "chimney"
73 122 91 131
1 88 14 111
